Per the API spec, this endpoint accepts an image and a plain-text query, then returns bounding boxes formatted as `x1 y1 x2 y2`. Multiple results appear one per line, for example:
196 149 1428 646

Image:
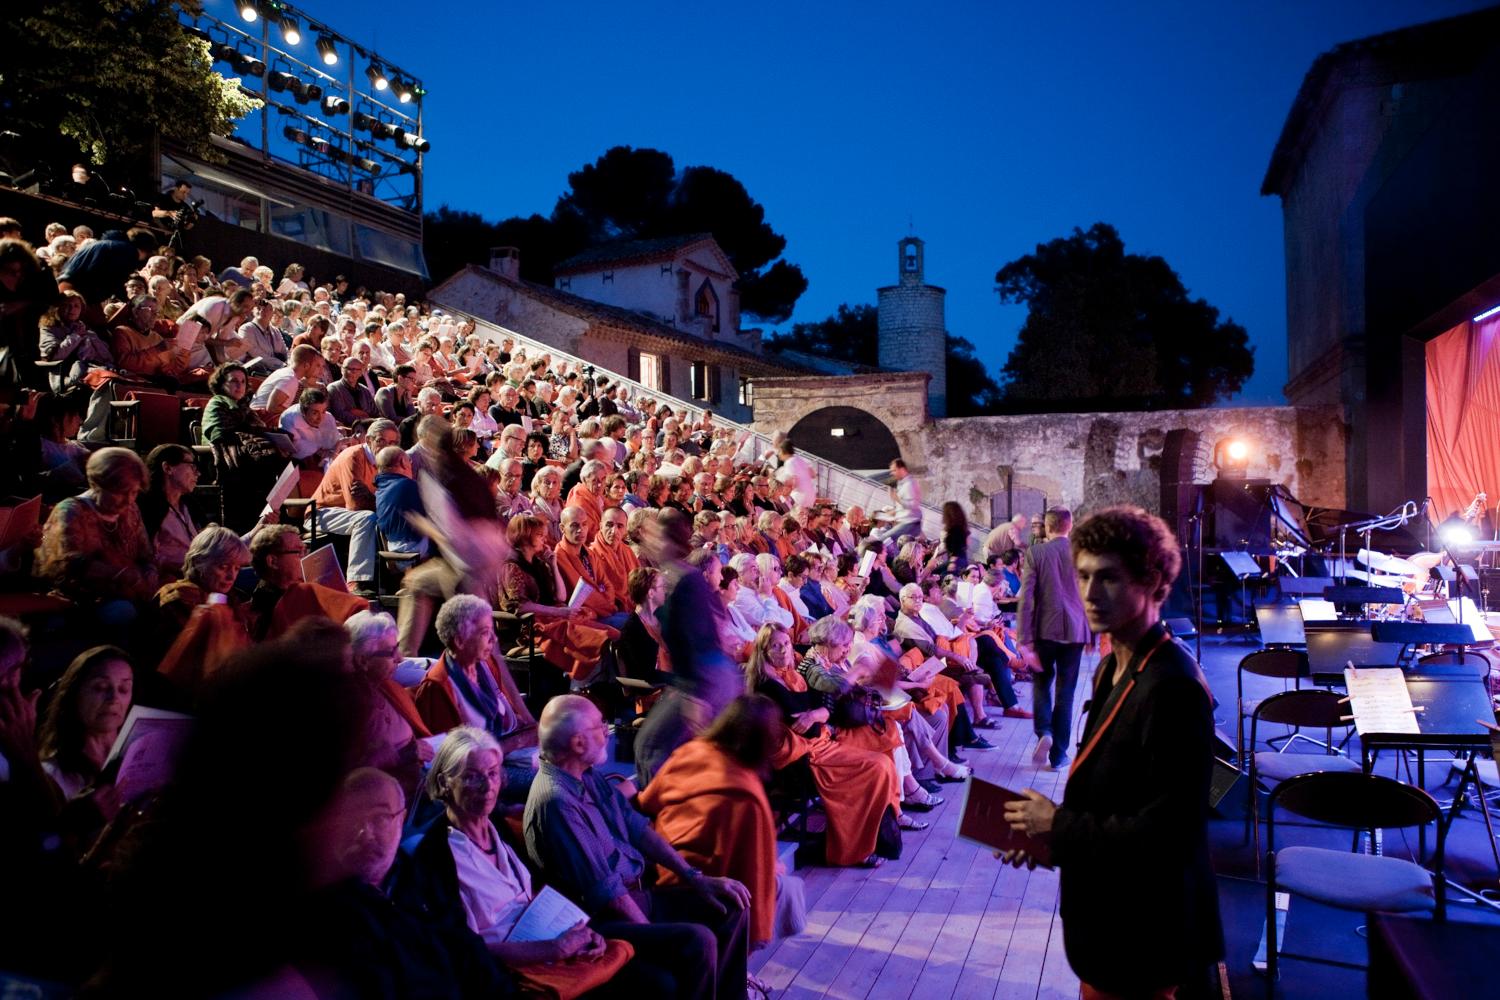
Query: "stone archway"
788 406 902 470
749 371 930 440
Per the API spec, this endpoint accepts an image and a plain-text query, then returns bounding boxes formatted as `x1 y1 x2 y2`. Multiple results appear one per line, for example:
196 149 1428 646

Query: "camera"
172 198 205 230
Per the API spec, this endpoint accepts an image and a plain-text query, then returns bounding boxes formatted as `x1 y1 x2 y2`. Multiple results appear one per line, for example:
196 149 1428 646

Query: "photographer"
151 180 197 229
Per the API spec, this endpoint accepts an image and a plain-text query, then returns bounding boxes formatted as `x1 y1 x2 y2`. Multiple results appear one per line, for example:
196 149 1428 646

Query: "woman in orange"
749 624 907 864
498 514 615 685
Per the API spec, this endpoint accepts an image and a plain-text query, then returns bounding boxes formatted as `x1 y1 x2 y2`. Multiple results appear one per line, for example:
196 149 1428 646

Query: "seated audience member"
638 695 785 948
527 465 564 544
280 385 340 465
746 624 905 863
408 728 664 995
139 444 205 578
727 553 793 632
525 695 750 1000
37 447 157 624
784 552 834 620
31 388 91 500
483 422 526 473
38 289 113 388
556 506 628 624
589 504 639 601
251 343 324 420
305 767 522 998
229 294 284 374
313 418 397 513
617 566 669 683
245 524 306 639
412 595 537 796
111 294 188 380
374 446 427 556
345 612 430 796
718 566 760 650
564 459 609 543
400 387 445 449
491 458 533 522
201 362 287 530
500 514 614 687
38 645 133 802
407 413 446 480
375 364 418 424
328 356 377 426
154 525 250 631
896 580 1024 727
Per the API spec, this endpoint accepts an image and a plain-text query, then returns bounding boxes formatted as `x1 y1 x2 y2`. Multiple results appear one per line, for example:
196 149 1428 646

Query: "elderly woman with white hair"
528 464 564 544
345 609 432 794
727 553 791 632
405 726 655 995
411 594 538 804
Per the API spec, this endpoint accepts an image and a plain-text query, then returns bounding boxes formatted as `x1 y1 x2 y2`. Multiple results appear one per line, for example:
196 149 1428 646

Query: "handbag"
830 684 885 733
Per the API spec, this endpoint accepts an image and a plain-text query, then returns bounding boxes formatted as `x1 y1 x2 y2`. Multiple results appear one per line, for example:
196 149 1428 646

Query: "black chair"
1236 648 1310 760
1245 688 1360 869
107 398 140 451
1416 650 1493 696
492 610 567 716
1264 771 1445 994
374 529 420 609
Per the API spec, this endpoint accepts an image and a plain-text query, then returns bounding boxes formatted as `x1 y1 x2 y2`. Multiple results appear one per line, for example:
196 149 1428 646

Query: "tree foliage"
1 1 261 167
994 223 1253 410
765 303 1003 416
424 146 808 322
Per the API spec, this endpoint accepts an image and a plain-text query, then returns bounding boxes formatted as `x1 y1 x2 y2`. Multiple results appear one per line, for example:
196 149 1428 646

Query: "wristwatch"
683 866 704 880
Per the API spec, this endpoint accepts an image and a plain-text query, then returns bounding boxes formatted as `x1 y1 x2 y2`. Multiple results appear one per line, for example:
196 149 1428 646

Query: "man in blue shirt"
374 447 427 556
525 694 750 999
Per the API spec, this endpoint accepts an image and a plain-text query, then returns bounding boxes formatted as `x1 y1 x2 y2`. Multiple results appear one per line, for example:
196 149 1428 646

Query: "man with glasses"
327 357 376 426
375 364 419 424
247 524 308 639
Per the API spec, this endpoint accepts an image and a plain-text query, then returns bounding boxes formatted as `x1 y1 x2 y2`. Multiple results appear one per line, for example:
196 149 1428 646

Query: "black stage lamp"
316 34 339 66
236 0 259 23
366 63 389 92
393 77 414 104
279 15 301 45
283 125 309 145
352 112 377 133
395 128 430 154
268 70 297 92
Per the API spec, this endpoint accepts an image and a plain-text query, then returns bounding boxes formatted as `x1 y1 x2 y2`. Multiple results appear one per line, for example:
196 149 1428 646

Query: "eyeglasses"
275 547 306 557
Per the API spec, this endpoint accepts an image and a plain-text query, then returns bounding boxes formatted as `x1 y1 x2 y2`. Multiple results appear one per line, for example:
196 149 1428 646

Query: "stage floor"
750 632 1500 998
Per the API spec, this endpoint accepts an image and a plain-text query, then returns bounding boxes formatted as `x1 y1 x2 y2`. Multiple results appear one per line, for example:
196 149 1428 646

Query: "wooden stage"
750 654 1097 999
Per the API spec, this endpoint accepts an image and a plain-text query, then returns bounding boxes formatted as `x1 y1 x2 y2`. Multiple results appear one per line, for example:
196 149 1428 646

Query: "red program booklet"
958 776 1054 867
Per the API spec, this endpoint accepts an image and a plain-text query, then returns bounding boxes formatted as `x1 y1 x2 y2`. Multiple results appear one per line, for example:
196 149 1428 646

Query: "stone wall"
877 283 948 417
906 405 1347 528
749 372 930 439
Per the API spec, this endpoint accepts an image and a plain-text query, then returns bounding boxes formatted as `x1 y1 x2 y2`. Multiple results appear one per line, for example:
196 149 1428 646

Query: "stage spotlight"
393 77 414 104
1213 437 1251 476
322 94 350 116
268 70 297 92
309 135 331 153
316 35 339 66
283 125 309 145
1441 524 1475 547
280 15 301 45
357 157 380 175
395 128 430 153
366 63 389 92
234 50 266 77
1226 440 1249 462
236 0 259 23
300 81 323 105
352 112 377 133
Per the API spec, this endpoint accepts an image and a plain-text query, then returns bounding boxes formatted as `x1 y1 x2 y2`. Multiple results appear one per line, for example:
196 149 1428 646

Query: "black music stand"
1219 551 1262 634
1357 671 1498 873
1370 621 1478 670
1254 603 1306 647
1304 624 1406 685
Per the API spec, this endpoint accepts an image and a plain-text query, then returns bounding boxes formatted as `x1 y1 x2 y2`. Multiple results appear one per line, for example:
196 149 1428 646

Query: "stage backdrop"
1426 313 1500 523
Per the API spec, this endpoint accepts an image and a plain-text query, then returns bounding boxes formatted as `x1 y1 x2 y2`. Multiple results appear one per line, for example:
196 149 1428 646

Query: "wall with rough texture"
905 405 1346 528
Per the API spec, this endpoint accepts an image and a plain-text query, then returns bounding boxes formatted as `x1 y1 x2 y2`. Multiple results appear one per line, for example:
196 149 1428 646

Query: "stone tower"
877 236 947 417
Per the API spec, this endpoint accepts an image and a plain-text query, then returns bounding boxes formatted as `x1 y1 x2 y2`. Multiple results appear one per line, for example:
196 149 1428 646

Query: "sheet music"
567 579 596 611
261 461 300 516
505 885 588 942
1343 667 1421 735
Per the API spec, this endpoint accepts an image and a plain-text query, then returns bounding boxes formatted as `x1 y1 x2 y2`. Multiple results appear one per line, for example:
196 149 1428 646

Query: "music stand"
1219 551 1262 631
1304 624 1405 685
1254 603 1306 647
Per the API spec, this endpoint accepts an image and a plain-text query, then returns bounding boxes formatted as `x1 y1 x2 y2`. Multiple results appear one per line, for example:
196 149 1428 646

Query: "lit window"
830 428 845 437
639 352 663 391
738 377 753 406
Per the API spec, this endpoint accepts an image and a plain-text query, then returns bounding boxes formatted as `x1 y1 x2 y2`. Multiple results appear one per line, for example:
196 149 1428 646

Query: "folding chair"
1236 648 1310 761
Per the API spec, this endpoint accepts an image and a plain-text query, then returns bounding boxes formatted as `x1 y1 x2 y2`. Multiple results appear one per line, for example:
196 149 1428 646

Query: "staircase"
447 312 946 538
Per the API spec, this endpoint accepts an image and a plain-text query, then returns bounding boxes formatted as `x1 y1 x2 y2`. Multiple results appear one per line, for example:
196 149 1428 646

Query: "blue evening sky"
223 0 1490 404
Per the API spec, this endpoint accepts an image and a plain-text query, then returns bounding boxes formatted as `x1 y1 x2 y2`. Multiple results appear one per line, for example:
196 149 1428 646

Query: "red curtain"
1426 315 1500 523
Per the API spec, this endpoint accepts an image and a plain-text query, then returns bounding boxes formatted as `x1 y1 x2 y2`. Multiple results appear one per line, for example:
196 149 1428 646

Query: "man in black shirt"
56 228 158 324
152 180 195 228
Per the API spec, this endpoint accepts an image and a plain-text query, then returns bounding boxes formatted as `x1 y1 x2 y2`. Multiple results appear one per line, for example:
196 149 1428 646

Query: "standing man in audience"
774 440 817 511
525 695 749 1000
252 344 325 420
1003 506 1222 998
1016 506 1090 770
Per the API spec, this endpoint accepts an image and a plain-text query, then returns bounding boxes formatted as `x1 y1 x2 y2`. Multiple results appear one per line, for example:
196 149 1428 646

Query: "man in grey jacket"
1016 506 1090 770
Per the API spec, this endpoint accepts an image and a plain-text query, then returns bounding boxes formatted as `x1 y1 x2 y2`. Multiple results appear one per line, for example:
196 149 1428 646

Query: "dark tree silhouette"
995 223 1254 409
765 303 1002 416
425 146 807 322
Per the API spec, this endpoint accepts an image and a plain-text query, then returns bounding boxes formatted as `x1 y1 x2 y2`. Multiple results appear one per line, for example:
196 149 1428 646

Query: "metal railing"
435 307 945 537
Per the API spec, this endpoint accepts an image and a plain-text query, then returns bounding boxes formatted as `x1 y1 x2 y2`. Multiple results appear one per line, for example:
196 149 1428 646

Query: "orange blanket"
266 581 369 638
638 738 778 946
157 601 251 695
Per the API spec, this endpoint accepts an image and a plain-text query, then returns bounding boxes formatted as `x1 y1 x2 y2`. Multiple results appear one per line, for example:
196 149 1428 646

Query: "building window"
694 279 720 333
639 351 663 391
738 377 753 407
690 361 710 400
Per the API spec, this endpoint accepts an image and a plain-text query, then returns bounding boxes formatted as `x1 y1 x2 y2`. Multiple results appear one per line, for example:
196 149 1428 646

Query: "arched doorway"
787 406 901 471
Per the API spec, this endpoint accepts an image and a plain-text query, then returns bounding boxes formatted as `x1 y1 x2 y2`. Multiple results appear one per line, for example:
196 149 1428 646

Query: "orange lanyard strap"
1068 629 1171 778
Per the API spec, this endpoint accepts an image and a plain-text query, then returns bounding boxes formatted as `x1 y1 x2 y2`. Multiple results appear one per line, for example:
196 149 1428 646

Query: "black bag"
830 684 885 732
874 805 903 860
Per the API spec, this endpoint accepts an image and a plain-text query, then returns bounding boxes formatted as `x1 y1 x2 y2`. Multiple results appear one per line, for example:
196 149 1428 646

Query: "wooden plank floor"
752 654 1098 999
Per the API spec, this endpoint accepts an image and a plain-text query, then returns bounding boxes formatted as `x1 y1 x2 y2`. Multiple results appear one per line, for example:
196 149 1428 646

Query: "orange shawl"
638 738 778 947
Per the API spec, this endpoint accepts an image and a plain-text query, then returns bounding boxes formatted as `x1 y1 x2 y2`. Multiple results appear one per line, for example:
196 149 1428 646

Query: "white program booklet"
505 885 589 942
567 578 596 611
104 705 194 803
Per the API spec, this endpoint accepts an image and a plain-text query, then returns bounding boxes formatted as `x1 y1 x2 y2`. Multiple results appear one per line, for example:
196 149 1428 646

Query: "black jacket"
1049 625 1224 993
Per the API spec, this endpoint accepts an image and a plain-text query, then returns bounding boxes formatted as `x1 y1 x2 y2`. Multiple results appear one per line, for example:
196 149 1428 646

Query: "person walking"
1015 506 1090 770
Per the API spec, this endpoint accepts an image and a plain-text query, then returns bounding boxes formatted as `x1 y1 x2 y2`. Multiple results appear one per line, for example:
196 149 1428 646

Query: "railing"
437 308 946 538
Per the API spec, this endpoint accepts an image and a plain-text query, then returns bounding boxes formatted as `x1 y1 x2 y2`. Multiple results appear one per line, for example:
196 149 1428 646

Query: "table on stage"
1368 912 1500 1000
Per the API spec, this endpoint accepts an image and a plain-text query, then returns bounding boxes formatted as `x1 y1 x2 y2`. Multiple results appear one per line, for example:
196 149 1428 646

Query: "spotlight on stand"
394 128 430 153
366 63 389 92
1213 437 1251 476
279 15 301 45
268 70 297 92
316 34 339 66
393 77 414 104
321 94 350 116
236 0 259 23
234 49 266 77
1441 524 1475 548
283 125 309 145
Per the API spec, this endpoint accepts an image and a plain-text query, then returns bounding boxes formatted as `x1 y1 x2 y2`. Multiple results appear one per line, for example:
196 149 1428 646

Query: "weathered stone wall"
749 372 930 439
906 405 1346 528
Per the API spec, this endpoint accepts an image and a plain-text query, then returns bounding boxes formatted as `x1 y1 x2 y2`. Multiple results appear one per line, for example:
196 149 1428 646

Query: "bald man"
524 696 750 1000
556 507 629 625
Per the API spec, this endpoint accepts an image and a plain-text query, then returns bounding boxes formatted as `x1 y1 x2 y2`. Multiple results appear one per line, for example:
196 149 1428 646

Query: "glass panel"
268 202 351 256
639 352 662 392
354 223 429 278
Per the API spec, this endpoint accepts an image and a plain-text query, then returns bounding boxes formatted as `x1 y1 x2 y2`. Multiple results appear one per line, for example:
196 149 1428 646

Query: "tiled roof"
553 233 731 276
430 265 808 376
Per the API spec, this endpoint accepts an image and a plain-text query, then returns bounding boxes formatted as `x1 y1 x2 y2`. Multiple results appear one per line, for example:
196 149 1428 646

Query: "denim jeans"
1032 640 1084 766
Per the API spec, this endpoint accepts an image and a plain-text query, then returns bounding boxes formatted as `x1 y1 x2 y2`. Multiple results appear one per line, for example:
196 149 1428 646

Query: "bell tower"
878 235 947 416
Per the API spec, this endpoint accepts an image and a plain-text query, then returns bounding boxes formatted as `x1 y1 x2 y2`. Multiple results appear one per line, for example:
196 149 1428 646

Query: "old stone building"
877 236 949 417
